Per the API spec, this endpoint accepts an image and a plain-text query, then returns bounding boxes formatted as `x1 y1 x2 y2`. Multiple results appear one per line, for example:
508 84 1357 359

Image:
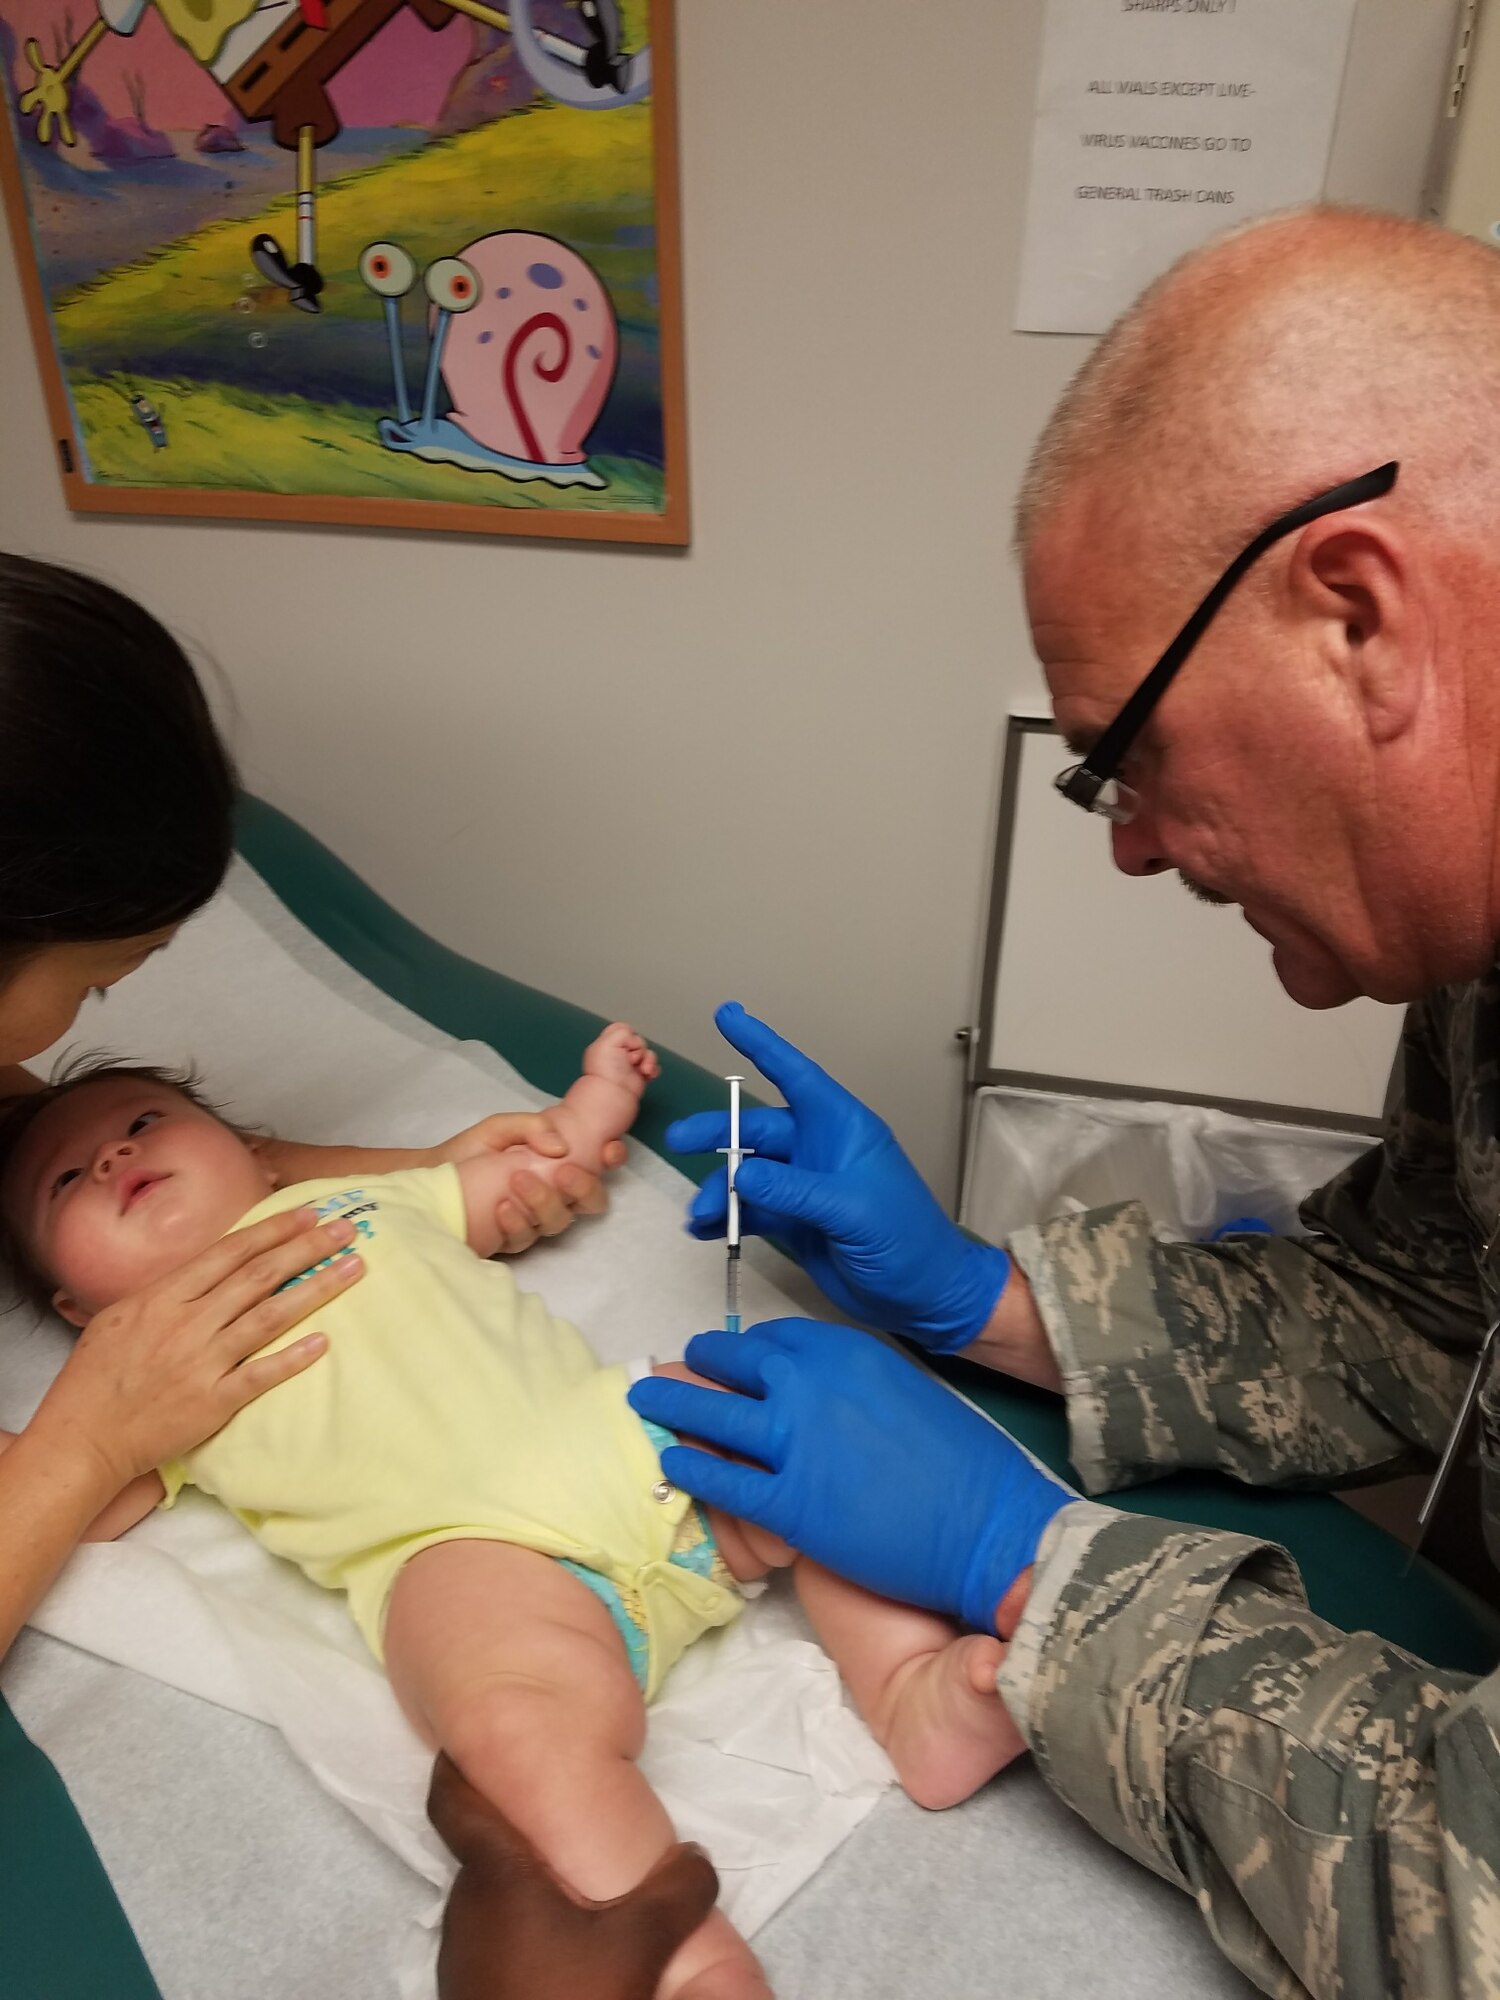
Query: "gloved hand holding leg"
670 1003 1009 1353
628 1318 1075 1635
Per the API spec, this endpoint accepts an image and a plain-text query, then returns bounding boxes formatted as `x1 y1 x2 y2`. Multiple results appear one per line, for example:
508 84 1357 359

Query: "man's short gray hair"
1014 205 1500 578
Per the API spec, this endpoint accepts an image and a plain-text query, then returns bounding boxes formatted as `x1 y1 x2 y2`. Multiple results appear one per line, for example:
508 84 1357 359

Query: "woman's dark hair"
0 555 237 973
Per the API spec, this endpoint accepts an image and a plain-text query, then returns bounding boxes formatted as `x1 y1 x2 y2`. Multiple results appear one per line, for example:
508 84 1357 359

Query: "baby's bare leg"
793 1560 1025 1810
384 1538 771 2000
643 1365 1020 1809
649 1362 795 1575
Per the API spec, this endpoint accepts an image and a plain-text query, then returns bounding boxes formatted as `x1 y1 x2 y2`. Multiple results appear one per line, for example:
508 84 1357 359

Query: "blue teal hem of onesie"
556 1416 719 1688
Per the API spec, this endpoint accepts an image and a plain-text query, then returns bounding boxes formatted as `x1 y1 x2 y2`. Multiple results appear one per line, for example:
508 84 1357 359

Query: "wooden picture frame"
0 0 686 545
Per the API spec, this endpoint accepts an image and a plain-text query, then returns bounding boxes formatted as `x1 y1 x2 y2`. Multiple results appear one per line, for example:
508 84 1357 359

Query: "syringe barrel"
726 1243 742 1335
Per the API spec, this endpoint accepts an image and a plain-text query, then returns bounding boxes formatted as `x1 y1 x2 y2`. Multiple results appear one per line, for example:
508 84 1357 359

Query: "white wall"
0 0 1458 1196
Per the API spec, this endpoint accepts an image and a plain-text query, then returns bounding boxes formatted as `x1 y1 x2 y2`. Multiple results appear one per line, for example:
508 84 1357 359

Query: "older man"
630 207 1500 1998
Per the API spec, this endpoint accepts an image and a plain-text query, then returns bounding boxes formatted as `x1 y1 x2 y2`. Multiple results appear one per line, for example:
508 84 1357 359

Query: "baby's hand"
583 1023 661 1091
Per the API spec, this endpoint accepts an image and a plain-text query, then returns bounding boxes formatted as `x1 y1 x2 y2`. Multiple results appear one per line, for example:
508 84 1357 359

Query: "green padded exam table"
1 797 1495 2000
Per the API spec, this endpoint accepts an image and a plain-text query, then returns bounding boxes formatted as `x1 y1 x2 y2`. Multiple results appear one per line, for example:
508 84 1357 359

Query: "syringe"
718 1074 752 1334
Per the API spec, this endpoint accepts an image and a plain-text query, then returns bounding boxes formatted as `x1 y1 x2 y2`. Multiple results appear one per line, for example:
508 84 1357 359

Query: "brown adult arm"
430 1755 721 2000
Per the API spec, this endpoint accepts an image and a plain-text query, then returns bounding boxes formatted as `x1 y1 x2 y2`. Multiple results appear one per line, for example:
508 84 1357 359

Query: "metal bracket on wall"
1449 0 1483 114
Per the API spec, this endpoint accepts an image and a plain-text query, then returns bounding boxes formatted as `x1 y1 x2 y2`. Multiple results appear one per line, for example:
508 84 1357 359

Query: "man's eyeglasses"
1054 461 1400 825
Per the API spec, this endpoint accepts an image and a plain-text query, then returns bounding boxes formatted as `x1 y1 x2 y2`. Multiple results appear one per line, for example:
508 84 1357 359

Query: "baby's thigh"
384 1539 645 1762
650 1361 796 1578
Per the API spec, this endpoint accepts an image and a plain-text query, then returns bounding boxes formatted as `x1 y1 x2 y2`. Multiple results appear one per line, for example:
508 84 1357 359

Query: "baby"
0 1029 1022 2000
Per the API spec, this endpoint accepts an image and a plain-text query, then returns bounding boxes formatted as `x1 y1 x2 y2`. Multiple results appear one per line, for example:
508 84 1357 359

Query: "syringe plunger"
720 1074 751 1333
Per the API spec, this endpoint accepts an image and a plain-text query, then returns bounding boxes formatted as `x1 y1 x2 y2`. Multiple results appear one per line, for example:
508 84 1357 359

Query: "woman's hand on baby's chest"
32 1207 366 1487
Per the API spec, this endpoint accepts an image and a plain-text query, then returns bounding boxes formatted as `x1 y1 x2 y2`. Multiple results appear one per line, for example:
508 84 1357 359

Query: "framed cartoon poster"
0 0 686 543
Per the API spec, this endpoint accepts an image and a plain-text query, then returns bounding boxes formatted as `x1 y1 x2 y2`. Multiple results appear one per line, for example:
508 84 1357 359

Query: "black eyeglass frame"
1054 460 1400 817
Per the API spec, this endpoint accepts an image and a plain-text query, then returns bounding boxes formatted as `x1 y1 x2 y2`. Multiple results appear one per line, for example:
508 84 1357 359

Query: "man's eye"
127 1111 162 1137
50 1167 81 1198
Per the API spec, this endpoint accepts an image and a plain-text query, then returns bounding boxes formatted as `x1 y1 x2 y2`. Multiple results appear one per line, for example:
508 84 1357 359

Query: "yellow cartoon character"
19 0 650 313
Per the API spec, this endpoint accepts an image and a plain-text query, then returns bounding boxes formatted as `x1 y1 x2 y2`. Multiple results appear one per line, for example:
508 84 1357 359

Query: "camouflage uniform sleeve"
1008 992 1481 1493
997 1503 1500 2000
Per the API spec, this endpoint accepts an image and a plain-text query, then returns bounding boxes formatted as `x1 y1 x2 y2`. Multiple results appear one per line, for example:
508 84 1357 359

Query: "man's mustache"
1180 874 1232 907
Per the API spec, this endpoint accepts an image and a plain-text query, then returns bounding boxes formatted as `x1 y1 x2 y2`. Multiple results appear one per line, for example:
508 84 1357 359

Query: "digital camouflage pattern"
998 971 1500 1997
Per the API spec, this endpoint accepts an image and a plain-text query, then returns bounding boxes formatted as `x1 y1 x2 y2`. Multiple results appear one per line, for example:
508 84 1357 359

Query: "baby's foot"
882 1632 1026 1812
584 1023 661 1101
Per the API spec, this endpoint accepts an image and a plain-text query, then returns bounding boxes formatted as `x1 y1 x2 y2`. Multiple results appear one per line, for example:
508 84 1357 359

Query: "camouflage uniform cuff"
1010 1201 1220 1492
996 1498 1119 1742
998 1508 1305 1887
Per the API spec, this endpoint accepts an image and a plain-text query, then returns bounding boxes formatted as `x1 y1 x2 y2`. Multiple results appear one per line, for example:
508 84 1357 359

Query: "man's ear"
51 1287 87 1329
1290 517 1426 746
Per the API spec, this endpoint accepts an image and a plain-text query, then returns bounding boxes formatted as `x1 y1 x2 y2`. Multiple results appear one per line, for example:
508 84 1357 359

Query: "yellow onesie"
158 1167 743 1697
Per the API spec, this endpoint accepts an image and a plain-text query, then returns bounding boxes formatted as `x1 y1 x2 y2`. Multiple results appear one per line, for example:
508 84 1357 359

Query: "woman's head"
0 556 238 1060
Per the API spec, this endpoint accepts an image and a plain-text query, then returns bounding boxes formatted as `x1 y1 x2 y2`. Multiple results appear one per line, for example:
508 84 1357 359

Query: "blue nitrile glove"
628 1319 1073 1632
670 1003 1009 1353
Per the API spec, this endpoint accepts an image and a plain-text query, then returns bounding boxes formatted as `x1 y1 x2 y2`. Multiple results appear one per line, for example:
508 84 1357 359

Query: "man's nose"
93 1139 137 1180
1109 808 1170 878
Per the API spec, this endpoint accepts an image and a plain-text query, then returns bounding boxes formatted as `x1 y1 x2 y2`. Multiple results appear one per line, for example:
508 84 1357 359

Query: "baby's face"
5 1077 273 1324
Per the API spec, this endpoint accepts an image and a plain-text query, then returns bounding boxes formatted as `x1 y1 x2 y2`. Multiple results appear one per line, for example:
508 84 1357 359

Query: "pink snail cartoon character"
359 231 619 487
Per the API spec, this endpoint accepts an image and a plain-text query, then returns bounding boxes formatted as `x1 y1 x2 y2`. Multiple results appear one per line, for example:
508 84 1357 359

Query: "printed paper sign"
1016 0 1359 333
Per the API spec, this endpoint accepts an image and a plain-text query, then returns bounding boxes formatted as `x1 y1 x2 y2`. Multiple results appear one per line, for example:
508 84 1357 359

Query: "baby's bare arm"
80 1468 167 1540
0 1430 164 1541
459 1026 656 1256
545 1075 643 1169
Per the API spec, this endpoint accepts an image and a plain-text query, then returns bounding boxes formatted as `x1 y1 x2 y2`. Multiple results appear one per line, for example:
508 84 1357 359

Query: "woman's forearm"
254 1111 565 1188
254 1137 432 1185
0 1426 120 1664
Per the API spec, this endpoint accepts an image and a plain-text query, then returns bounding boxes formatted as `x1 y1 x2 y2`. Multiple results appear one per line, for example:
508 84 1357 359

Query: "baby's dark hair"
0 1055 225 1317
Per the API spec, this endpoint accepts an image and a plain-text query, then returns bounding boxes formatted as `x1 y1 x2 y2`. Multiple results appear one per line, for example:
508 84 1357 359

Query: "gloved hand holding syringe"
631 1006 1068 1640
